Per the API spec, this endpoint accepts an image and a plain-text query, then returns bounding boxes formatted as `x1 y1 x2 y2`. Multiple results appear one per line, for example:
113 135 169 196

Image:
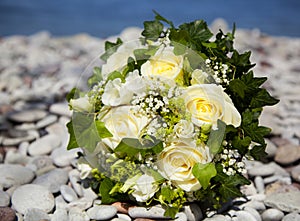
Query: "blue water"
0 0 299 38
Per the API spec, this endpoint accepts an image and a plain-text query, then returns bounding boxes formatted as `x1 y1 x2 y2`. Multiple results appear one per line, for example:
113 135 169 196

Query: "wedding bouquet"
67 12 278 218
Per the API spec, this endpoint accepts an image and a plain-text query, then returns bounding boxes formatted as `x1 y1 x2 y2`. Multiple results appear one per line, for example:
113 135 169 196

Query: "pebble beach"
0 20 300 221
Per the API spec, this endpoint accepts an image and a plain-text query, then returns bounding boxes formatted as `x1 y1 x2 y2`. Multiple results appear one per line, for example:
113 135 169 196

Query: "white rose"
183 84 241 129
157 141 212 191
102 71 146 106
173 120 194 139
141 46 183 82
70 96 93 112
102 40 144 80
131 174 159 202
191 69 210 85
101 106 149 149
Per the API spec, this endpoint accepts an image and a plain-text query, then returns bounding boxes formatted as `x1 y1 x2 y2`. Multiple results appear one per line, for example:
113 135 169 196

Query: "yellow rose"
183 84 241 128
141 46 183 81
101 106 148 149
157 141 212 191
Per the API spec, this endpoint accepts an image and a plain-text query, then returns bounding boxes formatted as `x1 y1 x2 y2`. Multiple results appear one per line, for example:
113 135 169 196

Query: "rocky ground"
0 20 300 221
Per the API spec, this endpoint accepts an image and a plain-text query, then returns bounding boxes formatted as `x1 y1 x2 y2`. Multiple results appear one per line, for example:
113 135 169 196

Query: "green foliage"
100 38 123 62
192 163 217 189
66 112 112 152
207 120 226 155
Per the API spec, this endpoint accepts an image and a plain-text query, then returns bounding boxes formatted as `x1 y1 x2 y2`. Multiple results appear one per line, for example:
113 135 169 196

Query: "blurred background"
0 0 299 38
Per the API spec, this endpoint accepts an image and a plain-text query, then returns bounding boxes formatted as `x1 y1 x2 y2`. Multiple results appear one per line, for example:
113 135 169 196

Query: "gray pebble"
60 184 78 202
240 200 266 211
203 214 231 221
264 191 300 213
261 208 284 221
87 205 117 220
55 195 69 210
291 165 300 182
254 176 265 194
128 205 167 219
176 212 188 221
28 134 61 156
265 139 277 158
68 197 93 210
0 164 35 188
12 184 54 214
35 114 58 129
4 149 31 165
7 109 47 123
248 164 275 177
0 190 10 207
50 147 78 167
116 213 131 221
49 103 72 117
68 207 90 221
69 169 83 197
282 212 300 221
32 168 69 193
244 207 262 221
23 208 50 221
235 210 258 221
51 208 68 221
183 203 203 221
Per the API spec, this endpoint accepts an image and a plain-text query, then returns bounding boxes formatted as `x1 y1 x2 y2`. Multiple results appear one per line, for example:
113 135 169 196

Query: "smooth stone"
254 176 265 194
55 195 68 210
247 194 266 201
28 134 61 156
116 213 132 221
35 114 58 129
275 144 300 165
264 191 300 213
0 207 16 221
203 214 231 221
12 184 54 214
69 169 83 197
175 212 188 221
87 205 117 220
244 206 262 221
23 208 50 221
60 184 78 202
0 164 35 188
264 175 291 185
32 168 68 193
265 181 298 195
268 162 290 177
248 164 275 177
68 197 93 210
240 200 266 211
0 190 10 207
183 203 203 221
112 202 132 214
7 109 47 123
28 156 54 173
235 210 257 221
291 165 300 182
282 212 300 221
50 208 68 221
49 103 72 117
82 186 98 201
50 147 79 167
261 208 284 221
241 182 258 196
4 149 31 165
2 134 36 146
265 139 277 158
68 207 91 221
128 206 168 219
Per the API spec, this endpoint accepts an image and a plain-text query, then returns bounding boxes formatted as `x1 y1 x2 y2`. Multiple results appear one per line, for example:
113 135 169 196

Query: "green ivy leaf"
99 178 118 204
250 144 268 160
107 71 125 83
229 79 247 99
114 138 163 159
68 112 112 152
100 38 123 62
250 89 279 108
142 20 164 40
207 120 226 155
243 122 271 144
192 162 217 189
164 207 178 219
153 10 174 28
232 136 252 155
179 20 213 43
88 67 103 87
66 120 79 150
66 87 80 103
